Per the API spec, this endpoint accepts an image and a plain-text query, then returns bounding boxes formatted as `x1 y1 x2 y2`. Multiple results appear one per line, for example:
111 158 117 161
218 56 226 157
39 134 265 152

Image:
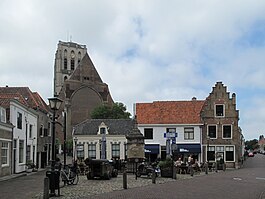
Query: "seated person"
174 158 183 167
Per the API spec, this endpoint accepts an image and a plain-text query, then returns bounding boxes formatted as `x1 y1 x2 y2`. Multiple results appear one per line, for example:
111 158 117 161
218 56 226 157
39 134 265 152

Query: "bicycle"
60 165 79 187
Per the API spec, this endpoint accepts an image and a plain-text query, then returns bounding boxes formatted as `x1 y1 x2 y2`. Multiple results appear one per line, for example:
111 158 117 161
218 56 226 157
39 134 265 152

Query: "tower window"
64 58 67 69
71 59 75 70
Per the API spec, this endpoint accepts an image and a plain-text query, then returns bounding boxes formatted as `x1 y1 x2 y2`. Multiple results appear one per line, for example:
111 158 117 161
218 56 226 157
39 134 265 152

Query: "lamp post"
74 137 78 162
48 97 63 196
48 97 63 170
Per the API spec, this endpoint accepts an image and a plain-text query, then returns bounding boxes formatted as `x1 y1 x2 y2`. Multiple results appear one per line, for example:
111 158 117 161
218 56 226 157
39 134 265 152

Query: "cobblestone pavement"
33 171 209 199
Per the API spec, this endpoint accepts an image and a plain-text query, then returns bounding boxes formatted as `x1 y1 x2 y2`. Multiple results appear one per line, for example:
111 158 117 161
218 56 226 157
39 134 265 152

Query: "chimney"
192 97 197 101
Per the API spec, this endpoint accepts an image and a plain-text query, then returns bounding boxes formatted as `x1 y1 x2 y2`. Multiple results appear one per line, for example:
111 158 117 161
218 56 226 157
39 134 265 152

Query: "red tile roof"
136 100 205 124
0 87 49 113
0 93 28 108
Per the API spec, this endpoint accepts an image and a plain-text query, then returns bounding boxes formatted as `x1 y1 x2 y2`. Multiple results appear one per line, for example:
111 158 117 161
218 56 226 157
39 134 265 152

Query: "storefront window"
225 146 234 161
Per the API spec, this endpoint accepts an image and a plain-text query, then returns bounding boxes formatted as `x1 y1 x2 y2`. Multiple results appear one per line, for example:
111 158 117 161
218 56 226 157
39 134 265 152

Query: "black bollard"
152 169 156 184
172 166 176 179
43 177 50 199
205 162 208 175
123 169 127 189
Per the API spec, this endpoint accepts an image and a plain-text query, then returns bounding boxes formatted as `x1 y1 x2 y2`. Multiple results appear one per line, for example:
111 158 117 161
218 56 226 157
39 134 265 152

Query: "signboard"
164 132 178 138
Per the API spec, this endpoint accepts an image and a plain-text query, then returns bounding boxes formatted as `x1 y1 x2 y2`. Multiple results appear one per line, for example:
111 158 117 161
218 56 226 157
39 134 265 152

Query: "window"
223 125 232 139
208 125 217 138
112 144 120 158
40 125 44 137
64 76 67 81
29 124 33 139
71 59 75 70
88 144 96 159
64 49 67 69
64 58 67 69
76 144 84 160
144 128 153 139
17 112 22 129
19 140 24 163
207 146 215 161
1 142 9 166
100 127 106 135
215 104 224 117
78 52 81 64
0 107 6 122
184 128 194 140
225 146 234 161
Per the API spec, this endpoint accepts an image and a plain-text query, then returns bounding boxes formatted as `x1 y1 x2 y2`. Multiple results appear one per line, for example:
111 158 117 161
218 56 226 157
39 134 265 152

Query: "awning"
144 144 160 154
176 144 201 153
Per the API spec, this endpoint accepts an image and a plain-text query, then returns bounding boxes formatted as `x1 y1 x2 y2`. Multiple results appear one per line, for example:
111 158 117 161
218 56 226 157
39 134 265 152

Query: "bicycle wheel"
72 174 79 185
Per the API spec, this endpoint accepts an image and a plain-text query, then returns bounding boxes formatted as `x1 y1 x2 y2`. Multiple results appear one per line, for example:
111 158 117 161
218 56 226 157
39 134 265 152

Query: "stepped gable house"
201 82 242 168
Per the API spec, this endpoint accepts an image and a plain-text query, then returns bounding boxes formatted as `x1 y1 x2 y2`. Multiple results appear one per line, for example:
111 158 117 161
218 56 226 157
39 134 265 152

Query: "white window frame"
225 146 235 162
1 141 9 166
215 104 225 117
222 125 232 139
208 125 217 139
88 143 96 159
184 127 194 140
112 143 120 159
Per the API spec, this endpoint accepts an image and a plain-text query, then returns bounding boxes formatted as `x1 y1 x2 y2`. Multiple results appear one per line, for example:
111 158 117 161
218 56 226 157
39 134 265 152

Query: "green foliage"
158 157 172 169
245 139 259 150
91 102 131 119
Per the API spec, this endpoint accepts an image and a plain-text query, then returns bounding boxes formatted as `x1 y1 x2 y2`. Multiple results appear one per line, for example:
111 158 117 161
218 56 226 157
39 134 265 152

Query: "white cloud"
1 0 265 140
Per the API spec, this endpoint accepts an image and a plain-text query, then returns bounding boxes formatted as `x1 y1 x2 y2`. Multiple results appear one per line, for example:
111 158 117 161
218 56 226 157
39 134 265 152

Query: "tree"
91 102 131 119
245 139 259 150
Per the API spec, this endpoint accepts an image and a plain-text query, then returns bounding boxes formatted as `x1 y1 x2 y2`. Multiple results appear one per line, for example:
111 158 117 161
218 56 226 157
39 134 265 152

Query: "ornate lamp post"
48 96 63 196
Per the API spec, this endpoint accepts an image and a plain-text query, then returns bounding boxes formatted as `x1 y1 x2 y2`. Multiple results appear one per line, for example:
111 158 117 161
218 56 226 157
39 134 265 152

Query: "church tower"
53 40 114 139
54 41 87 96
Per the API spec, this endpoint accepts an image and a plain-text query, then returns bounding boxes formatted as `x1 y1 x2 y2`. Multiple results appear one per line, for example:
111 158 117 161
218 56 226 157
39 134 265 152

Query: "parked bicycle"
60 164 79 187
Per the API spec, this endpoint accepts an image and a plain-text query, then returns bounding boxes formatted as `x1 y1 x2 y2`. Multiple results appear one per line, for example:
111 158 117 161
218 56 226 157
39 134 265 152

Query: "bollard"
205 162 208 175
123 169 127 189
172 166 176 180
43 177 50 199
152 169 156 184
190 166 194 177
223 163 226 171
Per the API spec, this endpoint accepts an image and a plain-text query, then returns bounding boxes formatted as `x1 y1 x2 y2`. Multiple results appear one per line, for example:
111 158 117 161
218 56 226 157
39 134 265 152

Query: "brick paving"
33 171 207 199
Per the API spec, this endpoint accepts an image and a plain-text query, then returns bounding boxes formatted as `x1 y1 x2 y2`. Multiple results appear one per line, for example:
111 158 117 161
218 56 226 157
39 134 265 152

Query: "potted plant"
26 160 36 173
158 157 173 177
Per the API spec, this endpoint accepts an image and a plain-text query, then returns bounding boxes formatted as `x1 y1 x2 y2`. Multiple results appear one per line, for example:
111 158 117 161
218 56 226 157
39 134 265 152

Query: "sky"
1 0 265 141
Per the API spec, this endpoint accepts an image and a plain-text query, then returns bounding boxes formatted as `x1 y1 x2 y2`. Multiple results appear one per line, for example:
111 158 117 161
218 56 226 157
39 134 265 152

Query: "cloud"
1 0 265 140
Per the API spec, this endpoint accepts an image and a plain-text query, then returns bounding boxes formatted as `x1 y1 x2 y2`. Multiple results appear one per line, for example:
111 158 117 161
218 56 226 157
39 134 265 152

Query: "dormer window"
100 127 106 134
215 104 224 117
98 122 108 135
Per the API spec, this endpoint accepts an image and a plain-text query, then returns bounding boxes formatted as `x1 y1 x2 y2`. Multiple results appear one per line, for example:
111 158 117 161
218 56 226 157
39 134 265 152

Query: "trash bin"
46 170 60 196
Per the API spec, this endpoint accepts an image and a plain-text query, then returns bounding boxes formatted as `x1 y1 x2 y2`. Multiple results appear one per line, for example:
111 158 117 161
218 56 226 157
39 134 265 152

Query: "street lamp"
48 96 63 196
48 97 63 170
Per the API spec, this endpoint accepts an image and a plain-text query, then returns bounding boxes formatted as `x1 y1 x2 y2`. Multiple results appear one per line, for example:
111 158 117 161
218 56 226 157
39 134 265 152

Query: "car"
248 152 254 157
84 159 118 180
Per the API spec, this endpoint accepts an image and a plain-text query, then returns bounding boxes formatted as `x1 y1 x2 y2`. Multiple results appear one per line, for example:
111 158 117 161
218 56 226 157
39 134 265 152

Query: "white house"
73 119 135 161
9 99 38 173
136 100 205 163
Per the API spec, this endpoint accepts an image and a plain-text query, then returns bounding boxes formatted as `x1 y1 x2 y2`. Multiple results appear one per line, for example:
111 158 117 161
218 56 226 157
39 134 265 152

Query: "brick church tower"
53 41 114 139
